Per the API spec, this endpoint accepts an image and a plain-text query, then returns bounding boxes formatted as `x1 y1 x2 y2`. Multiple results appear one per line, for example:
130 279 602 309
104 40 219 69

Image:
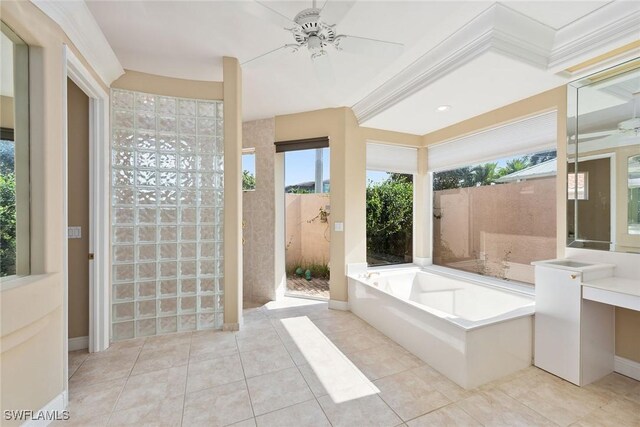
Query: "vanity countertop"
582 277 640 298
582 277 640 311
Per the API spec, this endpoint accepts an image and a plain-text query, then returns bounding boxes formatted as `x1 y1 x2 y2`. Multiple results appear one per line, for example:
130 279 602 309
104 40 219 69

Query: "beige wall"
0 0 109 422
1 95 14 128
67 79 89 339
285 193 331 267
111 69 223 100
243 118 277 303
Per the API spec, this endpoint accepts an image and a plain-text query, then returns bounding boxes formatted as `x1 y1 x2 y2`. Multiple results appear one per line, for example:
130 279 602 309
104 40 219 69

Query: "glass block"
180 278 197 294
113 129 135 149
159 190 177 205
137 151 157 168
114 207 135 224
199 295 215 311
200 190 215 206
137 262 157 280
114 245 135 263
181 207 197 223
180 261 197 277
159 316 177 333
215 293 224 311
214 156 224 172
197 101 216 117
138 207 157 224
113 187 135 205
113 302 134 321
113 169 134 186
159 171 177 187
199 173 215 188
160 243 177 260
218 277 224 294
135 92 156 111
159 154 177 169
137 244 156 261
138 226 157 242
199 259 215 276
160 226 177 241
179 314 196 331
159 298 177 315
137 170 157 187
136 131 156 150
137 281 157 299
158 116 177 133
199 242 215 257
180 243 197 259
215 259 224 276
215 102 224 120
198 313 216 329
114 227 135 244
160 261 178 278
137 189 157 205
179 99 196 116
181 225 197 241
214 242 223 259
113 282 134 302
180 155 197 170
180 190 197 206
113 321 134 341
198 117 216 135
160 280 178 296
113 150 135 167
160 208 177 223
198 155 214 171
179 116 197 134
199 226 215 241
180 296 196 313
199 278 215 293
113 90 134 110
215 120 223 136
178 135 196 152
137 300 156 318
215 208 224 223
157 96 177 115
214 190 224 206
179 172 197 188
136 112 156 130
136 319 156 337
199 207 215 224
114 110 134 128
215 312 223 329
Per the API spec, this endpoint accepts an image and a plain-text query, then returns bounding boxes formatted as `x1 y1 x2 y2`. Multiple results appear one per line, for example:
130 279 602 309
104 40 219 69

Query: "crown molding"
31 0 124 86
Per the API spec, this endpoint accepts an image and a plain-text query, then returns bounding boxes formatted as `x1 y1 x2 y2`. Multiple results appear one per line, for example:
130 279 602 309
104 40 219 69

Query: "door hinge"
88 253 95 260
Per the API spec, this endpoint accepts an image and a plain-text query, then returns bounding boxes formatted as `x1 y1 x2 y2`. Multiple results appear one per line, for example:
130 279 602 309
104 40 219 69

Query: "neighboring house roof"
285 179 330 190
495 159 557 183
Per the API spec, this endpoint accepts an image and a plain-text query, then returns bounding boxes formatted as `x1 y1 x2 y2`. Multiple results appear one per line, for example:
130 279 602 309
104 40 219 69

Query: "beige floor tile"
584 372 640 401
375 366 451 421
318 393 403 427
103 337 147 354
348 342 424 381
182 380 254 426
69 349 139 387
143 332 192 351
246 367 314 416
572 397 640 427
406 403 481 427
458 389 556 427
255 399 330 427
68 350 89 378
326 327 391 354
187 353 245 393
228 418 257 427
51 412 110 426
237 327 282 353
189 330 238 363
311 315 368 335
131 344 190 376
107 395 184 426
67 378 126 417
115 365 187 412
239 342 295 378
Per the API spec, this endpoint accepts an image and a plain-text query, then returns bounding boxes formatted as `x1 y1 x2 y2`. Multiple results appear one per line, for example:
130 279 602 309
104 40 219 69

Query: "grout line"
236 333 257 420
180 331 194 427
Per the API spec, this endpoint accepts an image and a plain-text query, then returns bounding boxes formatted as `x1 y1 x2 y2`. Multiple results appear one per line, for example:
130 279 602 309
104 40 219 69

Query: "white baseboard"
21 391 68 427
68 336 88 351
614 356 640 381
328 299 349 311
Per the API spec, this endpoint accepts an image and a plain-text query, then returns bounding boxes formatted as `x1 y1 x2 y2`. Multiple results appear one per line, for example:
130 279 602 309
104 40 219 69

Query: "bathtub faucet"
363 272 380 280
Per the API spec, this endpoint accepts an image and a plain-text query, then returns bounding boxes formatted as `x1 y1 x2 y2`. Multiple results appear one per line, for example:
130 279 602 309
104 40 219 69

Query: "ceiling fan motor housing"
290 8 337 57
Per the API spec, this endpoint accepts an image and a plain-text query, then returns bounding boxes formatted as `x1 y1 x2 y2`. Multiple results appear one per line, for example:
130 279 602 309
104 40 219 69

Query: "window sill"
1 273 54 292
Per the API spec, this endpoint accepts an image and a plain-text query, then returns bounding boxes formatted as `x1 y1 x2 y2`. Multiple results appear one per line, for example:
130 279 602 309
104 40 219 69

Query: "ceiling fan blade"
319 0 356 25
241 45 290 67
334 34 403 57
577 129 617 140
242 1 298 29
311 53 336 87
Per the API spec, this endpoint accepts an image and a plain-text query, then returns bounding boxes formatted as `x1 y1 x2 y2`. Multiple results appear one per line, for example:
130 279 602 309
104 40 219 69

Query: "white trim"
68 336 89 352
328 299 349 311
21 391 68 427
223 323 241 332
614 356 640 382
412 257 432 267
31 0 123 85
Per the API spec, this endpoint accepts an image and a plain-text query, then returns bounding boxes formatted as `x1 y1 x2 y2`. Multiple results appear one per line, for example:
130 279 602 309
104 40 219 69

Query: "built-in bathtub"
348 267 534 389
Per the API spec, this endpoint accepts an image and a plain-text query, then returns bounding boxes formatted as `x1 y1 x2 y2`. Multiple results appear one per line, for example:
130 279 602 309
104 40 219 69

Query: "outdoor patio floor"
286 276 330 299
62 297 640 426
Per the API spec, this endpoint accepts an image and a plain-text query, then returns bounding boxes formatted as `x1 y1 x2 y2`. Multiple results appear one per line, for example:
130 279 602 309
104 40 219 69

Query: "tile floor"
61 297 640 427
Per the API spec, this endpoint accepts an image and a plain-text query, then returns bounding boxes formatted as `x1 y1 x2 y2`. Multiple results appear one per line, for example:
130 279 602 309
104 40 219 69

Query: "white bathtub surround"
348 267 534 389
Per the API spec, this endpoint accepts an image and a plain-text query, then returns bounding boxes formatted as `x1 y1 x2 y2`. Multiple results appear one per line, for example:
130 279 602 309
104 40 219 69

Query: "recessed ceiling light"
436 105 451 112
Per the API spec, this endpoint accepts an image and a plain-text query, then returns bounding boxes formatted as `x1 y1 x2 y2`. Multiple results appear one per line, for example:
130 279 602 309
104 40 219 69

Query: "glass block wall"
110 89 224 340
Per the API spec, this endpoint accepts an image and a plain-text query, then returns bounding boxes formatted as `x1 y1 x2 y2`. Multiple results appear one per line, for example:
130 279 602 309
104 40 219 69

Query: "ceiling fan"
578 92 640 142
241 0 404 83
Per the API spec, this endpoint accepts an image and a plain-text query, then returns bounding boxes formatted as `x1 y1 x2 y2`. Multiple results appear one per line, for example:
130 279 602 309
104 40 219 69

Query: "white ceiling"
85 0 636 135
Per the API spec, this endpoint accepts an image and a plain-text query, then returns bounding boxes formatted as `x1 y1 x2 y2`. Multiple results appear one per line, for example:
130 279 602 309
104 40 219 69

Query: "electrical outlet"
68 226 82 239
334 222 344 232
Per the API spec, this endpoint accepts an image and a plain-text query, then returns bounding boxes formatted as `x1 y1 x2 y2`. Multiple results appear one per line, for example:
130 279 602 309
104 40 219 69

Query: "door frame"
62 44 111 388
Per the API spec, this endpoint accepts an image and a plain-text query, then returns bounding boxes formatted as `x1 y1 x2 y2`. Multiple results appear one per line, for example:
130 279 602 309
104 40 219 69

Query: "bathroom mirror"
567 59 640 252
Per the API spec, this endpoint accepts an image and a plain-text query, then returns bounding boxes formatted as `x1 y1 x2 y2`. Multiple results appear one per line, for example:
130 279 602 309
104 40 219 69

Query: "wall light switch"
68 226 82 239
334 222 344 232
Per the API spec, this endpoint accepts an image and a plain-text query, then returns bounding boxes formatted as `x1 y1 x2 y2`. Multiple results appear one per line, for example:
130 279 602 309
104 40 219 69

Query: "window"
568 171 588 200
242 148 256 191
432 150 557 284
1 22 29 279
366 171 413 266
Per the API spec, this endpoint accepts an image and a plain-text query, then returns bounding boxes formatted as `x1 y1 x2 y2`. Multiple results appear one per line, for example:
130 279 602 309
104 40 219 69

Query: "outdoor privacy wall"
111 89 224 340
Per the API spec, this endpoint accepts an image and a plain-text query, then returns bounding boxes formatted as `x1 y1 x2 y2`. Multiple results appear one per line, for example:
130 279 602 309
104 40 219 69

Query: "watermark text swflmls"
4 410 70 421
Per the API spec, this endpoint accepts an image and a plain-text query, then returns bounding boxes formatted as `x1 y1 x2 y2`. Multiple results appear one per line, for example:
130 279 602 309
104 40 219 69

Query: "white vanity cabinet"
534 261 615 386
